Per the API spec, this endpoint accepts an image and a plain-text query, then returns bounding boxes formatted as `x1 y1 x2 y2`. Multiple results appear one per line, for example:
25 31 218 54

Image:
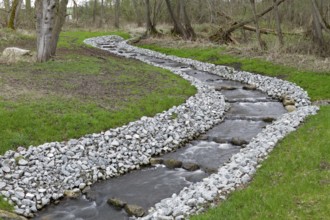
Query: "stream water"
34 43 287 220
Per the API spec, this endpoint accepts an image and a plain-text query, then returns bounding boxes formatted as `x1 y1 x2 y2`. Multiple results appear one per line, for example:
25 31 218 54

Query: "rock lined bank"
0 35 318 219
84 36 318 219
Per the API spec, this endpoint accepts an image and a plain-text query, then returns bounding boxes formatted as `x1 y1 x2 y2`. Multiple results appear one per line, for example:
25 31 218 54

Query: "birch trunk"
36 0 68 62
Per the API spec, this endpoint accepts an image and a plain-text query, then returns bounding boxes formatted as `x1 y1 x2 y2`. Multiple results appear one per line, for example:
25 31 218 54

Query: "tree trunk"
26 0 31 12
36 0 68 62
132 0 143 27
273 0 284 47
114 0 120 28
93 0 97 24
145 0 159 36
311 0 325 51
165 0 195 40
7 0 22 30
249 0 265 50
180 0 196 40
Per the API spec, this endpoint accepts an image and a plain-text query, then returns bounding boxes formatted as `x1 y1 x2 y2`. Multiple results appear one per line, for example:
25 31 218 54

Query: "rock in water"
124 204 145 217
107 197 126 209
150 158 164 165
243 84 257 90
182 162 200 171
163 159 182 169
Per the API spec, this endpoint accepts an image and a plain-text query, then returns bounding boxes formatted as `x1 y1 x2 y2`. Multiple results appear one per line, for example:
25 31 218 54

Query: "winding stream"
33 39 287 220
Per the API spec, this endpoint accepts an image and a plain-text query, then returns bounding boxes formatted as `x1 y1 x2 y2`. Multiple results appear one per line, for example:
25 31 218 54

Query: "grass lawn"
0 30 197 211
137 41 330 219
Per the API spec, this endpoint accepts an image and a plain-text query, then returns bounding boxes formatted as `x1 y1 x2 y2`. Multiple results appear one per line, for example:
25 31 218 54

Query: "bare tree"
273 0 284 47
35 0 69 62
249 0 265 50
7 0 22 29
114 0 120 28
145 0 159 36
165 0 196 40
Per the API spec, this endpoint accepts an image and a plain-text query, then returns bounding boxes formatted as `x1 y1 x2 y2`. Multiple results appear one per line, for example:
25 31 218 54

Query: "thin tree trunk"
311 0 325 50
7 0 22 29
249 0 264 50
93 0 97 24
114 0 120 28
4 0 10 11
132 0 143 27
273 0 284 47
180 0 196 40
145 0 158 36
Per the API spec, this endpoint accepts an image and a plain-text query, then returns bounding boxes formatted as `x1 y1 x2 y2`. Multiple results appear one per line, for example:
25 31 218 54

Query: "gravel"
0 35 318 218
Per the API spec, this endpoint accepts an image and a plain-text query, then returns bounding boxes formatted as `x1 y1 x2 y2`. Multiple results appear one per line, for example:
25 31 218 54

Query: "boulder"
243 84 257 90
64 189 80 199
282 96 295 106
182 162 200 171
231 138 248 146
124 204 145 217
107 197 126 209
1 47 33 63
285 105 296 112
163 159 182 169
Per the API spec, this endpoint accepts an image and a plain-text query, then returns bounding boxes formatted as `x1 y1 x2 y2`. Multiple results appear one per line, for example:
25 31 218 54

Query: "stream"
34 41 287 220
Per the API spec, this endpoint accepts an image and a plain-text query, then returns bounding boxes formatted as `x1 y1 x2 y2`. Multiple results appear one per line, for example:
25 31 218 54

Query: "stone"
2 166 11 173
0 182 6 190
150 158 164 165
243 84 257 90
124 204 145 217
0 209 27 220
25 193 35 200
283 97 295 106
18 158 28 166
231 138 248 146
163 159 182 169
182 162 200 171
107 197 126 209
285 105 296 112
1 47 33 63
64 189 80 199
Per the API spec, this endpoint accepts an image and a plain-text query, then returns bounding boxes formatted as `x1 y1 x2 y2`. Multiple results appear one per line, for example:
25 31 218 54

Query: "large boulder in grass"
1 47 34 63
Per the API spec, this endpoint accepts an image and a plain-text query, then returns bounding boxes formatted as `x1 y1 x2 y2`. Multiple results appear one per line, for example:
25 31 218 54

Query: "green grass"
192 106 330 220
57 30 130 48
138 44 330 101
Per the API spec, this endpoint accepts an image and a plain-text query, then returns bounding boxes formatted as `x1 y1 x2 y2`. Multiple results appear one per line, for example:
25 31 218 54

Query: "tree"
114 0 120 28
145 0 159 36
249 0 265 50
7 0 22 30
273 0 284 47
165 0 196 40
35 0 69 62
